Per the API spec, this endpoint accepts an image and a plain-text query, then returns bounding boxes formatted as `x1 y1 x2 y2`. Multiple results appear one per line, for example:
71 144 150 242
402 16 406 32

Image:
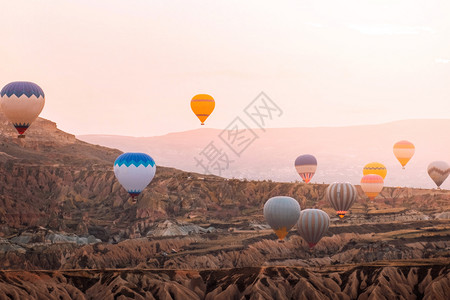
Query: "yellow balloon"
363 162 387 179
190 94 215 125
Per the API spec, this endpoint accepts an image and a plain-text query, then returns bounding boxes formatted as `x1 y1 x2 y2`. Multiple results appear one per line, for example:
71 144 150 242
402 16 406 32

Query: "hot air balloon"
297 209 330 249
427 161 450 189
264 196 301 240
191 94 215 125
0 81 45 138
114 152 156 201
393 140 415 169
294 154 317 183
360 174 384 200
327 182 357 219
363 162 387 179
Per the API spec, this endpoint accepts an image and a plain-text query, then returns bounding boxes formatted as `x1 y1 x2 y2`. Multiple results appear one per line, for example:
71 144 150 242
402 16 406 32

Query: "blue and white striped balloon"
114 152 156 199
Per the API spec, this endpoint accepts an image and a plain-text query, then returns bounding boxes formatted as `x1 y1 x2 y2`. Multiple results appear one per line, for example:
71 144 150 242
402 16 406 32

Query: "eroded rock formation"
0 264 448 300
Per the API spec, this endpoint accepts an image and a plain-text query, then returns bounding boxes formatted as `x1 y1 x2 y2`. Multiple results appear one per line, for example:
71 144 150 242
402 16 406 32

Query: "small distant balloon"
363 162 387 179
190 94 215 125
327 182 357 219
114 152 156 200
393 140 415 169
264 196 301 240
360 174 384 200
427 161 450 189
0 81 45 138
297 209 330 249
294 154 317 183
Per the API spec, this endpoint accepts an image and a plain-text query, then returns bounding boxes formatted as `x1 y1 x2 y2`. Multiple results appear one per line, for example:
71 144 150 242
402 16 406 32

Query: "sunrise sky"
1 0 449 136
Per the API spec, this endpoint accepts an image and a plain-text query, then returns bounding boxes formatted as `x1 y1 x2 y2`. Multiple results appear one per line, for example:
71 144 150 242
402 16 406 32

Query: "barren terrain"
0 113 449 299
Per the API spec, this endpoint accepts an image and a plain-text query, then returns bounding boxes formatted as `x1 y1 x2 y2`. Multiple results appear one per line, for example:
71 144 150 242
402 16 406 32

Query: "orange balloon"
393 140 415 169
191 94 215 125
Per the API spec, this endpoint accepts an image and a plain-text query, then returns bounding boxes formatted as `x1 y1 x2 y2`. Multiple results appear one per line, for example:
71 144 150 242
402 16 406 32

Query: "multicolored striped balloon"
114 153 156 200
327 182 357 218
360 174 384 200
0 81 45 138
363 162 387 179
427 161 450 189
294 154 317 183
393 140 415 169
190 94 215 125
264 196 301 240
297 209 330 249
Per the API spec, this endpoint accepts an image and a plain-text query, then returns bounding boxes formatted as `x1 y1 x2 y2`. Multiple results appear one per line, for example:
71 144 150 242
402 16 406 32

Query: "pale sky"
1 0 449 136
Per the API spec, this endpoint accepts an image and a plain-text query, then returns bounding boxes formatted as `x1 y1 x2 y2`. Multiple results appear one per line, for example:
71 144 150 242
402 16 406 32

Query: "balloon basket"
128 196 137 205
18 135 25 139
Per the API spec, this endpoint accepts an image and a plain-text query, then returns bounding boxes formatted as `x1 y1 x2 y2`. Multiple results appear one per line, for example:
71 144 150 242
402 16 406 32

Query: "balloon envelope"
363 162 387 179
393 140 415 168
191 94 215 125
114 153 156 198
294 154 317 183
0 81 45 137
264 196 301 240
297 209 330 248
427 161 450 189
327 182 357 218
360 174 384 200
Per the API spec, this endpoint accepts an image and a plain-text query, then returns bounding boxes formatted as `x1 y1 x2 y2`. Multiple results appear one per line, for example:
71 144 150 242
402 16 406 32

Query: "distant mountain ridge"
2 112 449 242
78 119 450 189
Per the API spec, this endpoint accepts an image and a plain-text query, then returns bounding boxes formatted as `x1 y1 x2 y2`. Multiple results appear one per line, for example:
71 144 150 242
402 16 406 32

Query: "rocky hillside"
0 262 448 299
1 113 449 298
1 218 448 270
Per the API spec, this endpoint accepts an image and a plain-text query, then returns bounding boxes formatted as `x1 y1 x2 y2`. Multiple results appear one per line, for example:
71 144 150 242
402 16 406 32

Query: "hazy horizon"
77 117 450 138
77 118 450 189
